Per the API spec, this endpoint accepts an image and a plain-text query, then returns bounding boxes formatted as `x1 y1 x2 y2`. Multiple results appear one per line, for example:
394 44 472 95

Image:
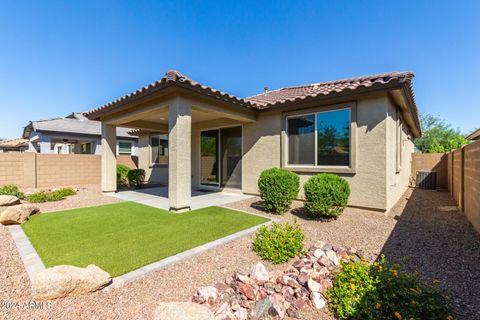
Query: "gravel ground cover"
1 188 479 319
21 184 123 213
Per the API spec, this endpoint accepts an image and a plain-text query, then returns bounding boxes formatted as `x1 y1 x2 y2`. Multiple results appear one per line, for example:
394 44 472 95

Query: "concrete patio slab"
109 186 252 211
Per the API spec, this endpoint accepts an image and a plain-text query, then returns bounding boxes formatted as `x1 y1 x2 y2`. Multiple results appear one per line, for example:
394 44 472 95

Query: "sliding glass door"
200 126 242 189
200 130 219 186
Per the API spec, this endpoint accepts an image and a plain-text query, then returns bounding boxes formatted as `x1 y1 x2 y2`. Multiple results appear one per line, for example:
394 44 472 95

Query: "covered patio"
87 70 257 211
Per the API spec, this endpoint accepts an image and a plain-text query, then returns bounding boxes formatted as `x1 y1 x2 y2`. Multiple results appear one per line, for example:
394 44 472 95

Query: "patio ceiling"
100 97 256 133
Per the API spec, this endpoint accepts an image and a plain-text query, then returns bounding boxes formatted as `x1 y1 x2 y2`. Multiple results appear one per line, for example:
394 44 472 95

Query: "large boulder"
32 264 111 300
0 195 20 206
0 204 39 225
154 302 214 320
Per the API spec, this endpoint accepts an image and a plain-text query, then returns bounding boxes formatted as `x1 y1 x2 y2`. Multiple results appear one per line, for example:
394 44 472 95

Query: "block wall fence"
411 140 480 233
0 153 138 189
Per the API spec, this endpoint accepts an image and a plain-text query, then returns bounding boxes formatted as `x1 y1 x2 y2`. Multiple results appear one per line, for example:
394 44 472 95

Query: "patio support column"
168 98 192 212
101 123 117 192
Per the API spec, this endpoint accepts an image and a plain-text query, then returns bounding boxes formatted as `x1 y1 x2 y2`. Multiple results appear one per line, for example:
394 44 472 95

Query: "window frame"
281 102 357 174
396 109 403 173
149 134 169 167
118 141 133 155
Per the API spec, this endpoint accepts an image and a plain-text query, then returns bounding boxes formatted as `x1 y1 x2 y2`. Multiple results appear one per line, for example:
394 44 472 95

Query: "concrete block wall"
447 140 480 233
463 142 480 232
36 154 101 188
0 154 138 188
411 153 448 188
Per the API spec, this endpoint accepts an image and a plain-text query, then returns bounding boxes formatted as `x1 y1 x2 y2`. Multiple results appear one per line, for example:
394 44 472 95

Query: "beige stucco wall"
139 92 415 211
385 98 415 211
138 136 168 184
242 93 391 210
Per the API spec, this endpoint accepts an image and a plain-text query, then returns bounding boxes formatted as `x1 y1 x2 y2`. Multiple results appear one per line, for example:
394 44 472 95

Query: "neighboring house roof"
86 69 421 137
466 128 480 141
0 138 29 149
22 115 136 139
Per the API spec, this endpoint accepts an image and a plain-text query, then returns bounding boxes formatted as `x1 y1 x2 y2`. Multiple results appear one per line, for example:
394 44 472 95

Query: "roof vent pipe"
263 86 269 96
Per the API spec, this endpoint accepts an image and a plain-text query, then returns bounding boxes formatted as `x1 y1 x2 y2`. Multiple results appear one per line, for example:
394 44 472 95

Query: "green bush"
0 185 25 199
325 256 452 320
27 188 77 203
303 173 350 219
116 164 131 187
253 220 304 264
127 169 145 189
257 168 300 214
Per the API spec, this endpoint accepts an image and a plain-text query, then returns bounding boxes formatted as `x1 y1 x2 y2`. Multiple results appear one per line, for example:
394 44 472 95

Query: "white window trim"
117 140 133 155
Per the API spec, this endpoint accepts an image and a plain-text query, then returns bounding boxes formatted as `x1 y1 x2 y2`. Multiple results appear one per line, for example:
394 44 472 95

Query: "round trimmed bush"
127 169 145 189
258 168 300 214
304 173 350 219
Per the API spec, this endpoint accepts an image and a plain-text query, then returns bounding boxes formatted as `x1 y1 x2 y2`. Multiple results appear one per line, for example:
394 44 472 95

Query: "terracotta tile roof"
86 70 420 136
0 138 29 148
86 70 256 118
466 128 480 141
245 71 415 108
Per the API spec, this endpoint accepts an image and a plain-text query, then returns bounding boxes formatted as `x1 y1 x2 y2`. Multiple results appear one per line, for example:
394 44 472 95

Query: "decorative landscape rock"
32 264 111 300
192 242 361 319
154 302 214 320
250 262 269 284
0 195 20 206
0 204 39 225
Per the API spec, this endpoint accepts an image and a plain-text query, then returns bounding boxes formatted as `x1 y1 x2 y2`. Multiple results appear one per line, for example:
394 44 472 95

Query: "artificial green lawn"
22 202 268 277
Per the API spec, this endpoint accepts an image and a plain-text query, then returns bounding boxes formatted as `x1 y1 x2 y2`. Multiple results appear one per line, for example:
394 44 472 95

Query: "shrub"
127 169 145 189
0 184 25 199
253 220 304 264
116 164 131 187
257 168 300 214
53 187 76 198
27 188 77 203
303 173 350 219
325 256 452 320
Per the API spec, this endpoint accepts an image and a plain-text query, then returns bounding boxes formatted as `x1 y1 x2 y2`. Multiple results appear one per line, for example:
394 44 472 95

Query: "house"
466 128 480 141
22 112 138 156
86 70 420 212
0 138 29 153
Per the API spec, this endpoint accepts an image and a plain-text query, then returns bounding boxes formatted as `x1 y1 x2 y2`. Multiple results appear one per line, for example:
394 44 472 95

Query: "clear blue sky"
0 0 478 139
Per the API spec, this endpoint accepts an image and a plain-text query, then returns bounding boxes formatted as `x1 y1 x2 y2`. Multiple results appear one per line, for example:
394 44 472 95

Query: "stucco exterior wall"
138 92 415 211
137 135 168 184
385 98 415 211
242 93 390 211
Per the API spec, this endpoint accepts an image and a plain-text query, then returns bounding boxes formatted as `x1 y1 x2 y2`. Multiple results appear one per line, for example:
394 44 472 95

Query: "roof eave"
86 81 257 121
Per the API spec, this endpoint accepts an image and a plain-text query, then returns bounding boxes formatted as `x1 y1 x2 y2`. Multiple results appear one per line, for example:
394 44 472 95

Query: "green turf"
21 202 268 276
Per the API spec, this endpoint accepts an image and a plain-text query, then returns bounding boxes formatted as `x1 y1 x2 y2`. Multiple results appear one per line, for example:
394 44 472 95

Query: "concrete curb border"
7 225 45 279
7 211 272 290
108 219 272 289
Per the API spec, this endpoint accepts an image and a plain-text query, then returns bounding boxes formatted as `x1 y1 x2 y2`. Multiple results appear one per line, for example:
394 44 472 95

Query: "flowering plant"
325 255 452 320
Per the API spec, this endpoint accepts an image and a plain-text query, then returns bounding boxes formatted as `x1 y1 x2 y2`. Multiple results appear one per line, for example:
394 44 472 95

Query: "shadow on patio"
110 186 252 211
378 189 480 319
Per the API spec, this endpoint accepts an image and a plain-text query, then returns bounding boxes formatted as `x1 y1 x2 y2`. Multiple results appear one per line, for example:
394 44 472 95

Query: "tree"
414 113 468 153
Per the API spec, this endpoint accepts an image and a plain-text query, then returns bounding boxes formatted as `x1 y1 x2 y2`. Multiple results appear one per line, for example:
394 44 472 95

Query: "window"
81 143 91 154
286 108 351 167
396 110 403 173
151 134 168 165
287 114 315 165
118 141 132 155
